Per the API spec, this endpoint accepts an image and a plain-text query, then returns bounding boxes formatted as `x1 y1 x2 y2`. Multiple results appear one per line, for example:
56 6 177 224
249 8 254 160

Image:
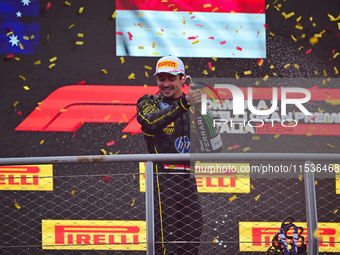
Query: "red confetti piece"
116 31 123 35
208 37 214 39
208 62 213 70
232 145 240 149
14 199 17 202
129 151 133 154
226 24 228 30
191 16 195 19
325 27 331 32
332 49 336 54
257 59 263 66
46 2 51 10
106 141 115 146
127 32 133 40
77 80 86 85
8 27 12 32
188 36 198 40
102 176 112 182
337 33 340 38
328 58 332 61
236 46 242 51
72 133 76 138
161 28 164 31
18 111 22 115
257 31 260 37
6 54 14 59
220 40 226 45
305 48 312 54
263 24 269 30
4 43 6 47
196 24 203 27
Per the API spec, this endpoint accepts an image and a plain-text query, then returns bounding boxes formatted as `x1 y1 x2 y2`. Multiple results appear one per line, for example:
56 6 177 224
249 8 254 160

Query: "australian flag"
0 0 39 54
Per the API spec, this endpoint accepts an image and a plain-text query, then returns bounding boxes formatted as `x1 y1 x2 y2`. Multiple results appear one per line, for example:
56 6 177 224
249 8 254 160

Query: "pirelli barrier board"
42 220 146 250
0 165 53 191
239 222 340 252
139 162 250 193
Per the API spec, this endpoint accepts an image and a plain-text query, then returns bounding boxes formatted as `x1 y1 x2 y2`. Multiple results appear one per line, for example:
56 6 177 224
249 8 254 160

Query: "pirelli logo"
42 220 146 250
239 221 340 252
139 162 250 193
0 165 53 191
157 60 177 69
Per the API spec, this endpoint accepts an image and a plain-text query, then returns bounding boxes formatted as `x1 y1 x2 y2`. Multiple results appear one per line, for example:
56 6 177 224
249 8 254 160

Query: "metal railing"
1 153 340 255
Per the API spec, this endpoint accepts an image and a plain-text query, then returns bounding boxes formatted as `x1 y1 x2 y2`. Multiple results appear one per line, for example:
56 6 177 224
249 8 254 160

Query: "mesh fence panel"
1 160 340 254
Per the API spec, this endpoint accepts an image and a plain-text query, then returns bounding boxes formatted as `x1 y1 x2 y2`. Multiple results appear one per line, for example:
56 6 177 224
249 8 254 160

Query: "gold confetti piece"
309 37 318 45
269 32 275 36
323 70 328 77
173 8 178 11
211 57 217 62
251 184 254 190
112 11 117 19
34 60 41 65
204 3 211 8
47 34 50 41
212 7 219 12
104 114 111 121
334 209 338 214
77 33 84 38
244 70 251 75
131 199 135 206
78 7 84 14
334 67 339 74
15 57 20 61
101 69 108 74
13 101 19 107
295 25 303 30
71 190 76 195
294 64 299 69
255 81 260 86
265 4 269 9
285 12 295 18
48 63 56 69
333 52 339 58
138 12 144 17
144 84 148 88
68 24 75 30
6 31 13 36
60 109 67 112
19 75 26 81
229 195 237 202
284 63 291 68
40 140 44 145
145 71 149 77
327 144 335 148
49 57 57 62
133 175 136 179
274 134 280 139
313 229 319 238
23 86 30 90
144 65 152 70
192 40 199 44
23 36 29 40
252 136 260 140
152 42 156 48
274 6 280 11
301 34 306 38
64 1 71 6
114 151 120 155
212 238 218 243
30 35 35 39
296 16 302 22
263 75 269 81
328 13 340 21
312 23 316 27
152 52 159 56
243 147 250 152
299 174 303 181
235 72 239 79
128 73 136 80
157 32 163 36
14 203 21 209
298 46 304 51
75 41 84 45
19 43 24 50
203 70 209 75
122 135 127 139
120 57 125 64
291 35 297 41
101 149 107 155
306 133 312 137
138 46 144 49
315 180 318 185
255 195 261 201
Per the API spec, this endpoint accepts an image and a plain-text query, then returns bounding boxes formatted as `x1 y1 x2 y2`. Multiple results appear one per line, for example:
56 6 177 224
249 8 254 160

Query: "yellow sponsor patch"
42 219 146 250
157 60 177 69
239 221 340 252
0 165 53 191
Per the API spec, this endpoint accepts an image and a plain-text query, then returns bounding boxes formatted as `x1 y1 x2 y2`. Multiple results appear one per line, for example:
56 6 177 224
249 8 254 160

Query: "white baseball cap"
154 56 185 76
